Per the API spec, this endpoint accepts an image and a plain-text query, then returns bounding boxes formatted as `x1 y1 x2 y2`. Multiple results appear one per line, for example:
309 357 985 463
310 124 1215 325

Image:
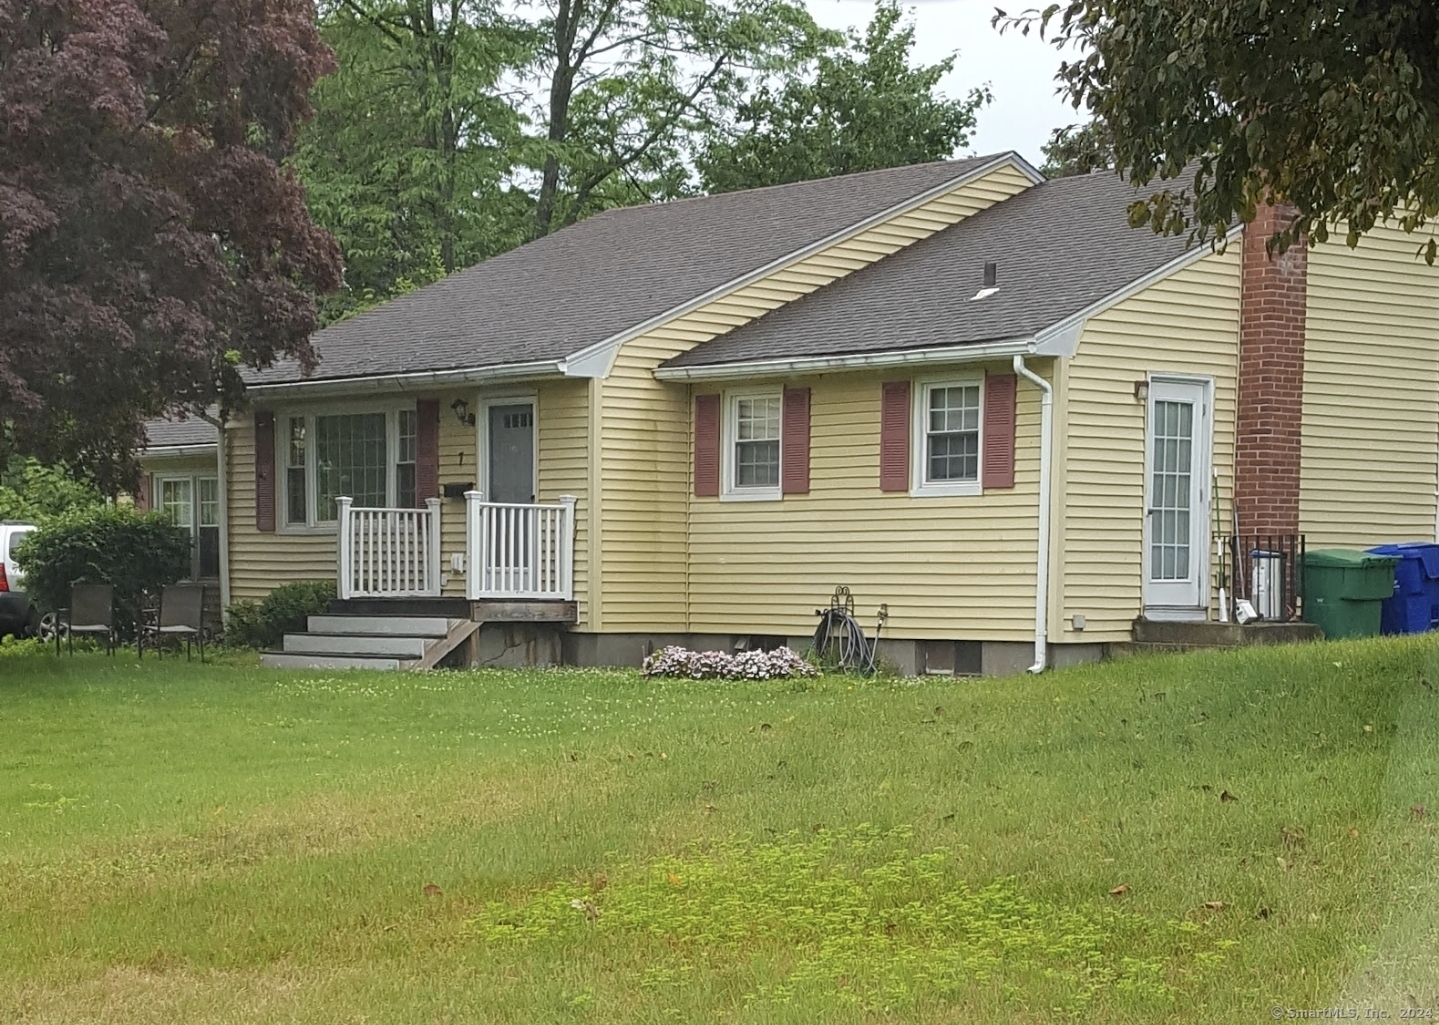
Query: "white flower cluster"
641 645 818 680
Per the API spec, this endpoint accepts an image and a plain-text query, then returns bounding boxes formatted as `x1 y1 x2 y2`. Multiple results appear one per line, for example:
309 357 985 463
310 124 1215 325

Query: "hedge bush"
225 580 336 649
13 507 190 628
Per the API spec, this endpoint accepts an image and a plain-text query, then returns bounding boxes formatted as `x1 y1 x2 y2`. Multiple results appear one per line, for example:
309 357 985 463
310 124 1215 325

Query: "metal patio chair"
58 583 116 656
139 583 206 662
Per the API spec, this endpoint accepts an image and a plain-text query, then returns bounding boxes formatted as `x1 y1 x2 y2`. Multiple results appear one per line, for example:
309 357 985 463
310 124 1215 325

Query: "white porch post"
426 497 442 597
559 494 577 601
336 496 353 600
464 490 484 600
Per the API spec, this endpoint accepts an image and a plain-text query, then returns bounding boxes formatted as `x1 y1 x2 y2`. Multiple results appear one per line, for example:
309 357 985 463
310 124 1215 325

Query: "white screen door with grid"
1143 378 1211 617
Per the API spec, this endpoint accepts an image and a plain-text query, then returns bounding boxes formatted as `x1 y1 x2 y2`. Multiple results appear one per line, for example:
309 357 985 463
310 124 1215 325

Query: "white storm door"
1143 378 1211 616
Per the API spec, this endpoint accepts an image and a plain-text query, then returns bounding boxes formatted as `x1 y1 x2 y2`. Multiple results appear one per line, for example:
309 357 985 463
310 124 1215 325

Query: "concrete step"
1131 618 1323 647
307 615 452 637
260 652 409 671
283 633 429 658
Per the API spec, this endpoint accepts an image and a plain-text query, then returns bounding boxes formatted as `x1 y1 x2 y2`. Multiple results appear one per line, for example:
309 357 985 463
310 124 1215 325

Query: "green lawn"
4 638 1439 1023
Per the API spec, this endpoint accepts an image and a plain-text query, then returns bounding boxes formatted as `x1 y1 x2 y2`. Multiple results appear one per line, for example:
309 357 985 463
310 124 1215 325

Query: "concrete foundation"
462 621 564 669
551 632 1113 677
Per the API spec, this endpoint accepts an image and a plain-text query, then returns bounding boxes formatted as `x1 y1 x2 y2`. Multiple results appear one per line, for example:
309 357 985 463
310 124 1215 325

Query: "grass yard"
4 639 1439 1023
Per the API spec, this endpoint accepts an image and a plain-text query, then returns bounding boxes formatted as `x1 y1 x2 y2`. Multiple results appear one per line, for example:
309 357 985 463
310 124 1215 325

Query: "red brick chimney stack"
1234 202 1307 536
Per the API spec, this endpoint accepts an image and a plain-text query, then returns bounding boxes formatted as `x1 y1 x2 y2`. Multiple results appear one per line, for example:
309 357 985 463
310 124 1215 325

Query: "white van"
0 522 39 638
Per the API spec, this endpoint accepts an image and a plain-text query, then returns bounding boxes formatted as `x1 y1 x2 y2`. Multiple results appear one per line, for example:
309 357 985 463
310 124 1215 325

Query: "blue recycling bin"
1367 542 1439 634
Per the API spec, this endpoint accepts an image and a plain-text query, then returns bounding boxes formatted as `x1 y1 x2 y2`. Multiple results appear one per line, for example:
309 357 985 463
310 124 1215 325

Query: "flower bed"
641 645 818 681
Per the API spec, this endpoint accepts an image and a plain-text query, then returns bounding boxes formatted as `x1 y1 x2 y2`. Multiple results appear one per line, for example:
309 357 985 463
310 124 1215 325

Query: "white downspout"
1013 354 1054 674
203 413 232 621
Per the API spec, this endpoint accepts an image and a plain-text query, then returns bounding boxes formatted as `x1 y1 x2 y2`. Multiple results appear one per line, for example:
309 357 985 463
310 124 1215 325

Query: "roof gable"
247 154 1034 388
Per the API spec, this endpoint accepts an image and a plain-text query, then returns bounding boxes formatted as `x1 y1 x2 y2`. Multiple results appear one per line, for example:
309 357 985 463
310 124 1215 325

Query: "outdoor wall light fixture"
451 398 475 426
1133 380 1150 403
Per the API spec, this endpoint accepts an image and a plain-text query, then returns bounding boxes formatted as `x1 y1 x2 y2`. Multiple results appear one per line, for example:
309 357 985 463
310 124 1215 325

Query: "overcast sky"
805 0 1081 167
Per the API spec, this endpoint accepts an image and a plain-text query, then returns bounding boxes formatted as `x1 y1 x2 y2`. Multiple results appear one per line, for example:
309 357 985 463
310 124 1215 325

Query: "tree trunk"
533 0 579 239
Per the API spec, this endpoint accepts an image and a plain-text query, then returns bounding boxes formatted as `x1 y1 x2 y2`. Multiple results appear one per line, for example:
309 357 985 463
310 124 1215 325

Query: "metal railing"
336 497 442 599
1223 533 1305 622
465 492 576 600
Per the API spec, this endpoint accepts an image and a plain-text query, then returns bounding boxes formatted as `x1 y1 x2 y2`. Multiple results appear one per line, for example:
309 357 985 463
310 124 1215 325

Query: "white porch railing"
465 492 576 600
336 496 442 599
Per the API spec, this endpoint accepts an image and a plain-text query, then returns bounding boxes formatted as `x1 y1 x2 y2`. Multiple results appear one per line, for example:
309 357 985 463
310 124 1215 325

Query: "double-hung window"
281 406 417 527
723 390 782 500
155 475 221 579
912 377 983 497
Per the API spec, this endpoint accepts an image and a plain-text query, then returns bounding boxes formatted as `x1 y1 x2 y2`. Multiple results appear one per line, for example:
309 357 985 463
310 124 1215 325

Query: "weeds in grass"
472 824 1232 1015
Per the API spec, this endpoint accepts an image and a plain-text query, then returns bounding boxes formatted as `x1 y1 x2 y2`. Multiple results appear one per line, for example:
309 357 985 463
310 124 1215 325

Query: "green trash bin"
1303 549 1400 639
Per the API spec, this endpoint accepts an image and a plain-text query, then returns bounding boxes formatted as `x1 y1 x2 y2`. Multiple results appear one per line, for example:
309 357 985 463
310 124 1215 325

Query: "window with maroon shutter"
415 399 440 504
254 411 276 532
982 372 1017 490
134 473 153 513
694 393 720 497
879 381 911 492
781 387 810 495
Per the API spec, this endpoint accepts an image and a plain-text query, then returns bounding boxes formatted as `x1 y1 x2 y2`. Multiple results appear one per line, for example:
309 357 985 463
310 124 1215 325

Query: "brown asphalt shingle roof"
661 170 1216 370
246 154 1017 386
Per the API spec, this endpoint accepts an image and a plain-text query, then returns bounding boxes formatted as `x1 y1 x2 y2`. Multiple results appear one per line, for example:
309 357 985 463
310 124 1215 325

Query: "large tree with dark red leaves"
0 0 342 493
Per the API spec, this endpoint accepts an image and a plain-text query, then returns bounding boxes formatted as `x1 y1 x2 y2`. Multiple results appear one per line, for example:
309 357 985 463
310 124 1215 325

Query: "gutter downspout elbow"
1013 354 1054 674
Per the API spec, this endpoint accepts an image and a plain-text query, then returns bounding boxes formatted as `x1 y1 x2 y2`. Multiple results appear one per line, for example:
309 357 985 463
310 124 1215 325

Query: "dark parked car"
0 522 39 638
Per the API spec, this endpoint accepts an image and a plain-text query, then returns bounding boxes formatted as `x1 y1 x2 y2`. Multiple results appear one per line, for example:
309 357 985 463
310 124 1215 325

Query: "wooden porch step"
328 597 578 625
330 597 471 618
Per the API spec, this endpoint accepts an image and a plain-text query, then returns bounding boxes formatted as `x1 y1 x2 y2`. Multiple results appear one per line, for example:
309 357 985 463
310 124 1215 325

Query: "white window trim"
721 387 784 502
277 401 417 533
910 374 984 498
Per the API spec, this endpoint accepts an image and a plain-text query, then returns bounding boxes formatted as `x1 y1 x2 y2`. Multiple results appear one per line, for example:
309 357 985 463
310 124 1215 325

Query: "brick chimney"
1234 202 1307 536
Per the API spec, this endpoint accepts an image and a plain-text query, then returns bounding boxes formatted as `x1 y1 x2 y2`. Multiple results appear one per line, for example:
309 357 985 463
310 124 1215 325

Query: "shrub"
224 580 336 649
13 507 190 628
642 645 818 681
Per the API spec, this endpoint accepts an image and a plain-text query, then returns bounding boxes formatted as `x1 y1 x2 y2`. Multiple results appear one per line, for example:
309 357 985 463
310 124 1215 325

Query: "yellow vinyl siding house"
139 153 1439 672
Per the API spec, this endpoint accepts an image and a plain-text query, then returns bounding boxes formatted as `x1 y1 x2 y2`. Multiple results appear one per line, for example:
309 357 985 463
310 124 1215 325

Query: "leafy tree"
998 1 1439 256
698 1 989 194
1040 118 1114 178
0 0 342 494
0 459 104 525
526 0 834 236
295 1 536 321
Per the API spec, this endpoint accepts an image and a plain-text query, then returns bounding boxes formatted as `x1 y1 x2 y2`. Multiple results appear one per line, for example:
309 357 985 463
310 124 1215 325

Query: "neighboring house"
135 416 223 621
138 151 1439 673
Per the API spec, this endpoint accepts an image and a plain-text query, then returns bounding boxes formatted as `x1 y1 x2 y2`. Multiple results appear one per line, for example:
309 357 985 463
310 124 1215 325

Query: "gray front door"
487 402 535 503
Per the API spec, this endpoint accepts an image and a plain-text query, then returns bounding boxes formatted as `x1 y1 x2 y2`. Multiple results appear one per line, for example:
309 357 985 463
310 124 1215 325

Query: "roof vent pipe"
983 262 997 288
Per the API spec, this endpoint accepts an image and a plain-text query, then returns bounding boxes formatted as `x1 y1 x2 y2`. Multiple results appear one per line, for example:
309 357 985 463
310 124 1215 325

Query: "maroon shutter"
134 473 152 513
415 398 440 505
781 386 810 495
879 381 910 492
982 372 1017 490
694 393 721 497
254 410 276 532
